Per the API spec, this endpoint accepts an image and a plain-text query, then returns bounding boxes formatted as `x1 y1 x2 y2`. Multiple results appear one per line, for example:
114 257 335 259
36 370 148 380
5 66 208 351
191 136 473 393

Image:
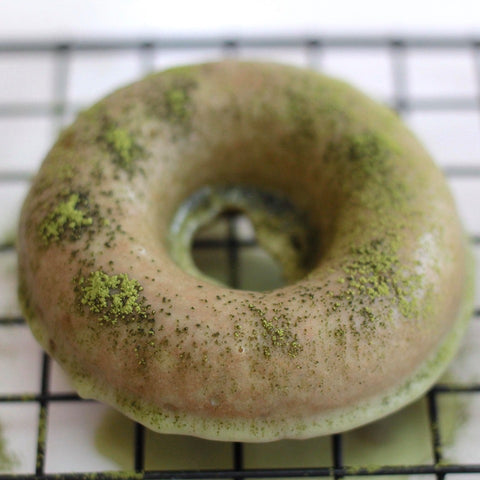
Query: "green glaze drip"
94 392 469 473
103 126 144 175
0 423 17 472
39 193 93 244
95 409 232 470
78 271 150 325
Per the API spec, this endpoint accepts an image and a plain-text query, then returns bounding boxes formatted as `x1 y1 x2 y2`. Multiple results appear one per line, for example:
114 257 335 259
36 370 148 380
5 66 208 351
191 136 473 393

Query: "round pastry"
17 61 474 442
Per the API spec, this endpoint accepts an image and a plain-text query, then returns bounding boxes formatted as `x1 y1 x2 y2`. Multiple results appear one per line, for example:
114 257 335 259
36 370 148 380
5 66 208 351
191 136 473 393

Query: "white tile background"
0 2 480 477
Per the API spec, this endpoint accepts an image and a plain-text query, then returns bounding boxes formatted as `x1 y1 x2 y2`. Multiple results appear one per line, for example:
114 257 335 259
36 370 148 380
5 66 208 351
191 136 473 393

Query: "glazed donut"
18 61 474 441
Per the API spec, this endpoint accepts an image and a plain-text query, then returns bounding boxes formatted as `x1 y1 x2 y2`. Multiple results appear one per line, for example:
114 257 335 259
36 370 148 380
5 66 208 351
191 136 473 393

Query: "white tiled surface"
0 404 39 474
322 48 395 103
0 35 479 478
0 53 55 103
68 51 143 104
406 111 480 167
0 118 54 173
44 402 124 474
407 49 478 99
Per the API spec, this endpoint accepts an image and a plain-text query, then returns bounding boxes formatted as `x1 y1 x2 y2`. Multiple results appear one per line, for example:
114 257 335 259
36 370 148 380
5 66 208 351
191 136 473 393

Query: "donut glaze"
18 61 474 441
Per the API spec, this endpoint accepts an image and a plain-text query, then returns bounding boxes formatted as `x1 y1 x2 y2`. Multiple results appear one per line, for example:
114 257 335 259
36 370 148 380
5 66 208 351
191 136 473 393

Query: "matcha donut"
17 61 474 442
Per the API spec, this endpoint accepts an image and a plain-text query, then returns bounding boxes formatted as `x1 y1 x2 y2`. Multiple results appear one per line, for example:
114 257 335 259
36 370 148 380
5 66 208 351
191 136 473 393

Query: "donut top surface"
17 61 473 441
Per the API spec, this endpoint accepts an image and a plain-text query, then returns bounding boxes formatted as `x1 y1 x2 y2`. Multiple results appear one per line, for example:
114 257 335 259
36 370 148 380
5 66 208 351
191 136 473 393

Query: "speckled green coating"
17 61 474 441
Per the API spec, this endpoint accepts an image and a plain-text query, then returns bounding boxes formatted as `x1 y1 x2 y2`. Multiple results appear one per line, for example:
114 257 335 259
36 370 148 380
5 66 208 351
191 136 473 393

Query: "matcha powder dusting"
103 125 144 175
39 193 93 244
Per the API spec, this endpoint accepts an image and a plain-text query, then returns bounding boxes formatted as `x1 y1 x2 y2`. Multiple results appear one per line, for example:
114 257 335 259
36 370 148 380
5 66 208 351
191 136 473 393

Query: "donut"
17 61 474 442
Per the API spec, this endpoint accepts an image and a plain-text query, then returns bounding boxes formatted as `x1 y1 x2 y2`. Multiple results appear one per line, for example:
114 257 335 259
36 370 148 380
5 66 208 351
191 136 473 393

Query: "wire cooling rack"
0 35 480 480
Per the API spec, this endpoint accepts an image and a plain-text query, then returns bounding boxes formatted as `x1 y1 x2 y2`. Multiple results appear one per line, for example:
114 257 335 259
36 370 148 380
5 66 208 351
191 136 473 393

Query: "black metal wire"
2 463 480 480
138 42 156 75
426 390 445 480
390 39 409 114
35 354 51 477
232 443 244 480
2 35 480 54
0 34 479 479
331 434 344 480
134 423 146 473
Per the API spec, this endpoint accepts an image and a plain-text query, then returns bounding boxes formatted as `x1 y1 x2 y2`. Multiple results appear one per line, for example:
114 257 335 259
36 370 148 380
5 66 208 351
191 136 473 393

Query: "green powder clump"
76 270 159 366
39 193 93 244
165 88 190 122
348 132 386 163
79 270 149 325
103 126 144 175
161 76 197 127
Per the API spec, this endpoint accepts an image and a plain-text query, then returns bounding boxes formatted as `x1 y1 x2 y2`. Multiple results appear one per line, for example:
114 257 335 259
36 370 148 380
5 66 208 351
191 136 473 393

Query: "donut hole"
169 185 319 292
192 210 286 291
